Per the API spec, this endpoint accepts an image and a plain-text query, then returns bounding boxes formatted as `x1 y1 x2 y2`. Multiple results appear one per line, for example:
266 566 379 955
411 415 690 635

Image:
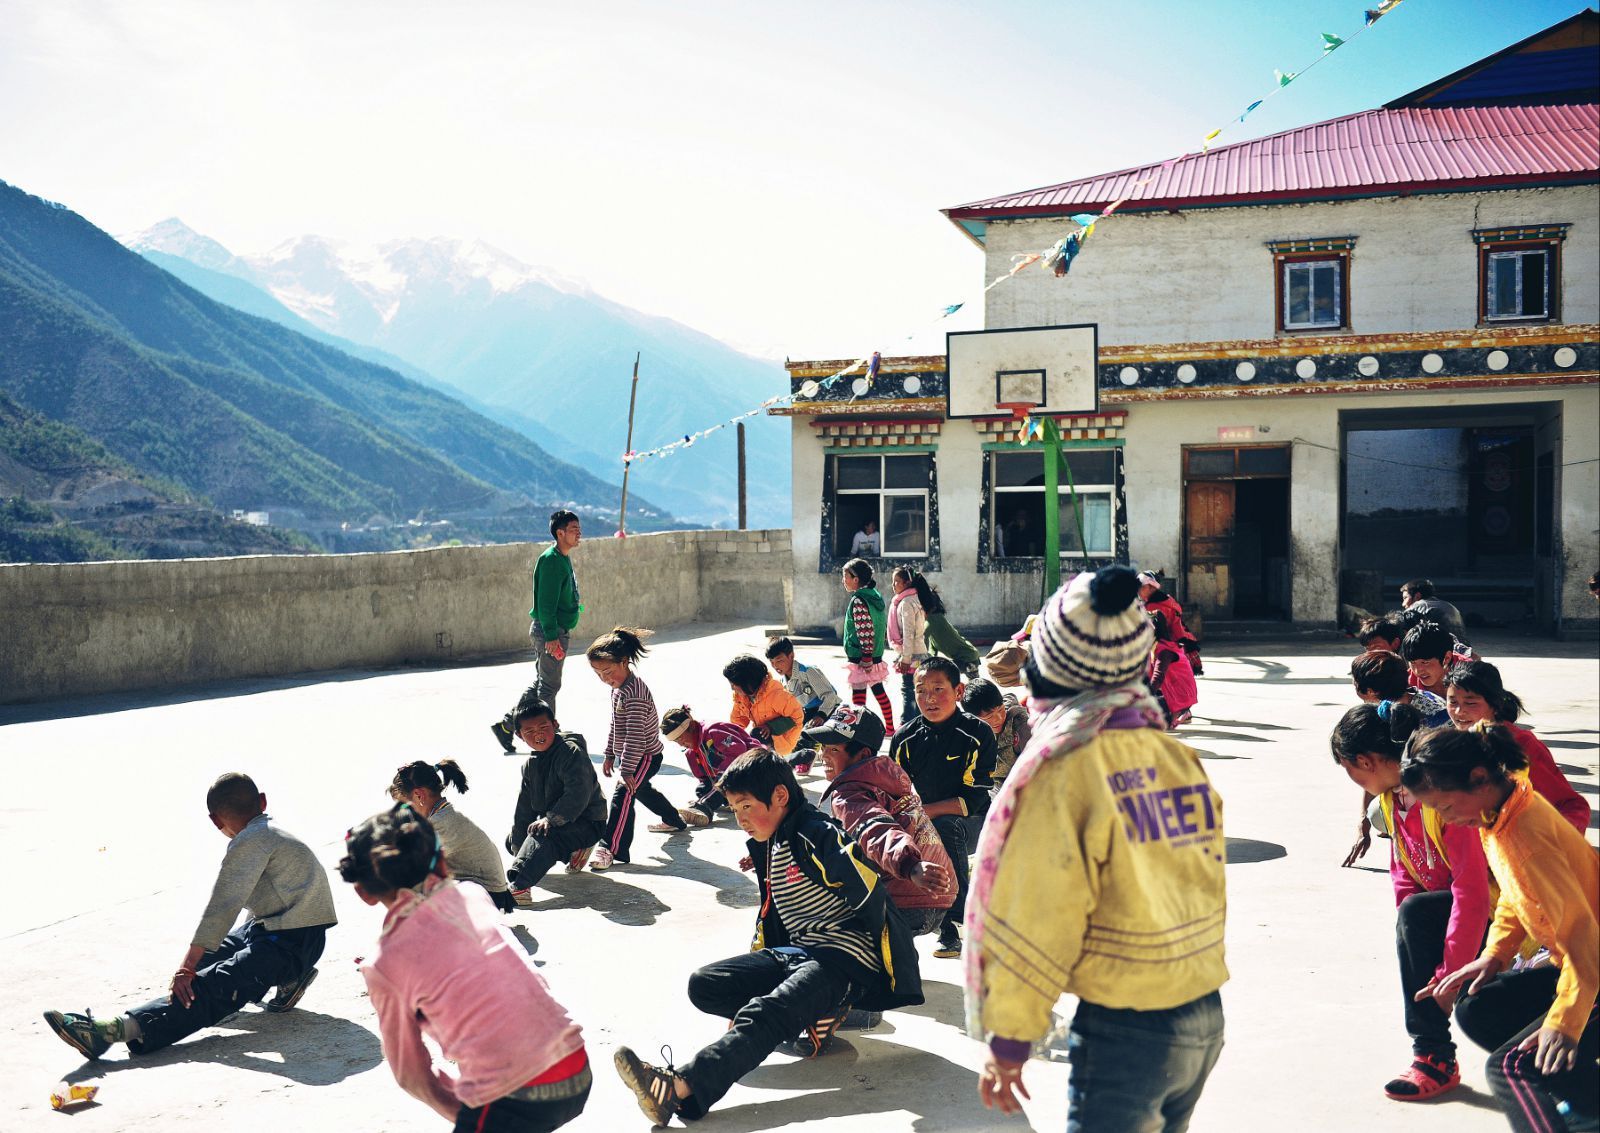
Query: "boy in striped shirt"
613 751 923 1125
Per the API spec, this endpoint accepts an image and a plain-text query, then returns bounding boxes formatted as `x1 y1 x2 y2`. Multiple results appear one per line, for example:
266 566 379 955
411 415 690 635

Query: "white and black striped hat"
1032 565 1154 690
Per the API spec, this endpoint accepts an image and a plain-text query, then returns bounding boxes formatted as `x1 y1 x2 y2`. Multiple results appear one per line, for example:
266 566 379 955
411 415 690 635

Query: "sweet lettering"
1114 782 1217 845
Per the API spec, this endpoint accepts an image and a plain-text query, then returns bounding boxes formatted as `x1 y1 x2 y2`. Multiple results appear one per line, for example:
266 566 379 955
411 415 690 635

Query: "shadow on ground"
1226 838 1287 864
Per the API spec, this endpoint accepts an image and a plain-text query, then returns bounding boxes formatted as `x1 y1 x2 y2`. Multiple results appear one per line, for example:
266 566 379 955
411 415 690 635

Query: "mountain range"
123 221 792 526
0 179 672 559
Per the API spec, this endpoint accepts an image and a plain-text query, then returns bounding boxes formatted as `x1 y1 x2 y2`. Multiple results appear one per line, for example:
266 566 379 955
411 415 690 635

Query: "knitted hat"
1031 565 1155 690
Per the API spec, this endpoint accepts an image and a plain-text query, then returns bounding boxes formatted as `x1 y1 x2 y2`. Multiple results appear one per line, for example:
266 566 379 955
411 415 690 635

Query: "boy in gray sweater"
44 772 337 1058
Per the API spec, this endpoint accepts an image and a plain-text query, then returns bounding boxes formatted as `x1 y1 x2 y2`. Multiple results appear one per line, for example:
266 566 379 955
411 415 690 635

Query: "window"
832 453 930 558
990 449 1116 559
1267 237 1354 334
1484 247 1554 321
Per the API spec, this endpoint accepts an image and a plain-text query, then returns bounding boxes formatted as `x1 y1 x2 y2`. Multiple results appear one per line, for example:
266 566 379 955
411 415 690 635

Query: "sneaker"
777 1003 852 1057
614 1045 679 1126
589 847 614 871
512 888 535 908
490 718 516 754
838 1007 883 1031
647 822 688 834
567 847 594 873
1171 710 1193 727
265 967 318 1013
679 807 711 828
933 930 962 959
1384 1053 1460 1101
43 1010 110 1060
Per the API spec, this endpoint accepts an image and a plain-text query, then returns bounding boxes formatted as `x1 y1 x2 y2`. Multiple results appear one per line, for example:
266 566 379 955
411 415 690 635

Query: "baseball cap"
802 704 886 754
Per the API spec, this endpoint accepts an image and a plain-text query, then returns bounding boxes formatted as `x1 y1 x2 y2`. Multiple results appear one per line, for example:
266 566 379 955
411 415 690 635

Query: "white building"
779 13 1599 639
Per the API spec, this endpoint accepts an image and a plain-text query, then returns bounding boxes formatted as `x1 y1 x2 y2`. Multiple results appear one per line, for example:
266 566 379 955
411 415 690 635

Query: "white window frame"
1281 258 1344 330
833 453 930 558
1485 248 1551 321
989 450 1116 559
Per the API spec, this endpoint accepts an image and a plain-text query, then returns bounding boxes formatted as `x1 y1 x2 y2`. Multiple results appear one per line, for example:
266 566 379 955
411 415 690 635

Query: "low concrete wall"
0 529 792 704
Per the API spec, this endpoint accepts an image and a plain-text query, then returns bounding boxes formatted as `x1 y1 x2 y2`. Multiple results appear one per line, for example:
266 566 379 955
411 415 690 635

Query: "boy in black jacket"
890 656 997 959
504 698 607 901
613 750 923 1125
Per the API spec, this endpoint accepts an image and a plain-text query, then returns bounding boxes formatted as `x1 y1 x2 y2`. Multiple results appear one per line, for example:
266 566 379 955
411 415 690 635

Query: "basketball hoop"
996 401 1037 421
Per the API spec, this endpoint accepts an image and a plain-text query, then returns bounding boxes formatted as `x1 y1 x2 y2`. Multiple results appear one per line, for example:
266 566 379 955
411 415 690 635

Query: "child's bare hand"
738 855 754 872
170 969 197 1008
1520 1025 1578 1075
978 1055 1030 1114
602 758 615 778
912 860 952 891
1342 818 1371 867
1429 956 1503 1001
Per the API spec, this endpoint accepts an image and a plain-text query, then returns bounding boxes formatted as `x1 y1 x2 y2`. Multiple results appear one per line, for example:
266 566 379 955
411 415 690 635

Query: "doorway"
1183 445 1292 620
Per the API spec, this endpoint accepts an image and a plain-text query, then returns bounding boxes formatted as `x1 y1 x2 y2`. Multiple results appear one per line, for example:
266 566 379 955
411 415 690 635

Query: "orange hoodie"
1480 777 1600 1040
730 676 805 755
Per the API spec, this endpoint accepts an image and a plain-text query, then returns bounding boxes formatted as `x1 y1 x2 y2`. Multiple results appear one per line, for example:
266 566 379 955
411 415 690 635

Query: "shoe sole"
265 967 318 1013
613 1047 675 1126
932 947 962 958
43 1011 104 1060
679 810 711 827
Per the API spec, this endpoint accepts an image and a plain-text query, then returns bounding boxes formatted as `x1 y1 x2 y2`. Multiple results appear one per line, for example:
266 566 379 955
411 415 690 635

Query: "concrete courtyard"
2 623 1595 1132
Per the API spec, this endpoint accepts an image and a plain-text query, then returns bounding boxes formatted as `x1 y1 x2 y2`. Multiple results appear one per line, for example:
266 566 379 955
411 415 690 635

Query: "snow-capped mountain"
123 222 792 526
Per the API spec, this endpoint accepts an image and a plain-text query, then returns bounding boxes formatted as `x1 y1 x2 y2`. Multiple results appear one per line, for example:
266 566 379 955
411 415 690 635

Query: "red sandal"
1384 1053 1459 1101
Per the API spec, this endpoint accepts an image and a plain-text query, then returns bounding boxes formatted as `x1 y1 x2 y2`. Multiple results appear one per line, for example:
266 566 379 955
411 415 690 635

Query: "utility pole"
737 422 748 530
618 351 641 536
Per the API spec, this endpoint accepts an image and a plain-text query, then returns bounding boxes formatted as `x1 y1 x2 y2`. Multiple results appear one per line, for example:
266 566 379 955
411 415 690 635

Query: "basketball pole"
1041 417 1091 600
618 351 641 536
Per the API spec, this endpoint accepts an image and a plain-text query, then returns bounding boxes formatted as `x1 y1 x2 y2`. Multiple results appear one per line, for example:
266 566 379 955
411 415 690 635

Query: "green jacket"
843 586 887 662
924 611 980 669
529 545 581 639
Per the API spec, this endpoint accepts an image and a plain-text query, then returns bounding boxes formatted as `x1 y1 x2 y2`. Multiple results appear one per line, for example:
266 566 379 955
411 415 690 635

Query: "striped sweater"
607 672 663 779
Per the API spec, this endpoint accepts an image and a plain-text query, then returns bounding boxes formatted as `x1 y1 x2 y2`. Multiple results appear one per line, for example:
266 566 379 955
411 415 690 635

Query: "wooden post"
737 422 748 530
618 351 641 536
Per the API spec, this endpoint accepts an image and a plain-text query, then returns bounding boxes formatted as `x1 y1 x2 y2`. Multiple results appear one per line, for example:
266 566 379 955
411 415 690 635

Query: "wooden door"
1185 481 1236 619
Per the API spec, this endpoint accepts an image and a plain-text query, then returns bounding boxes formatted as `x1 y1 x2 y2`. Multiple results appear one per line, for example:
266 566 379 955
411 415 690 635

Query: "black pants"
127 923 327 1054
1456 967 1599 1131
677 949 854 1118
507 818 604 889
452 1070 591 1133
931 813 970 938
690 778 725 818
602 753 683 862
1396 890 1456 1060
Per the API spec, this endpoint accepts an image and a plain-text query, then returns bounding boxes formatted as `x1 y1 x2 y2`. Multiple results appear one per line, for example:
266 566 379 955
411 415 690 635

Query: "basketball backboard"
946 324 1099 419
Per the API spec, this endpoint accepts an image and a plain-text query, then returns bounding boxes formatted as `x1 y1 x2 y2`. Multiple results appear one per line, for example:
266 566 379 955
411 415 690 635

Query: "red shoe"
1384 1054 1459 1101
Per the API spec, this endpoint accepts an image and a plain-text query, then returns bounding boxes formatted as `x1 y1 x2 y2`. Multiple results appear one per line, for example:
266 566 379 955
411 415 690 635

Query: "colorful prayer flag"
1275 69 1297 87
1321 32 1344 53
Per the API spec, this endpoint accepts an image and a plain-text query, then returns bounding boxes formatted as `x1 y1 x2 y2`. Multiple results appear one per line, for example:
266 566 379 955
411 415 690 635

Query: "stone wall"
0 529 791 704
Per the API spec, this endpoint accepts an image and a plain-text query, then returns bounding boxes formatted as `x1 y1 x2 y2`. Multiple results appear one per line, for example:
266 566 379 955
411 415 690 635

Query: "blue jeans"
1066 991 1224 1133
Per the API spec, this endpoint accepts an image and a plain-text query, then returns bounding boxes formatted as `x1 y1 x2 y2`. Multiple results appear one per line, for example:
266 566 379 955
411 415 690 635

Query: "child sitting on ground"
1402 727 1598 1133
44 773 336 1059
505 698 607 902
724 653 804 757
612 750 924 1125
342 804 592 1131
590 627 685 870
960 677 1032 790
662 705 763 828
811 704 955 936
390 759 514 912
766 636 841 773
1329 703 1491 1101
1442 661 1590 834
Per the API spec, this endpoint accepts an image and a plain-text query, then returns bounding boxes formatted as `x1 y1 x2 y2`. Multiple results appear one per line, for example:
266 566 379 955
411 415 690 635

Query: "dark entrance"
1183 445 1292 621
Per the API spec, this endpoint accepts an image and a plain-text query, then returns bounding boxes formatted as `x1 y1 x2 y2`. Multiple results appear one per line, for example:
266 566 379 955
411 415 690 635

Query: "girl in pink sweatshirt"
341 804 590 1131
1330 702 1491 1103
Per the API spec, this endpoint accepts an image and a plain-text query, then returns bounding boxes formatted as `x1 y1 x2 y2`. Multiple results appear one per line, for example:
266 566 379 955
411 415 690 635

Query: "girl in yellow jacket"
1403 724 1598 1133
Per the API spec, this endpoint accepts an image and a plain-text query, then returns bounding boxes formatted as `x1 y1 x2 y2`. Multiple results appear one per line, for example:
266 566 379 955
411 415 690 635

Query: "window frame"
1276 252 1349 333
989 449 1117 560
830 452 932 560
1479 241 1560 324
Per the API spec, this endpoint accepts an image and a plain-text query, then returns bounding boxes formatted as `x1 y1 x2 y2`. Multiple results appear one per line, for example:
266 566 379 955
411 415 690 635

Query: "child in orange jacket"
722 654 804 756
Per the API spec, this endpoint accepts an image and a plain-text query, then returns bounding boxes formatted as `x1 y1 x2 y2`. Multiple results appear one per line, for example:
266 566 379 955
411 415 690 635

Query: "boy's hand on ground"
912 860 951 891
978 1055 1030 1114
1519 1025 1577 1075
1342 818 1371 867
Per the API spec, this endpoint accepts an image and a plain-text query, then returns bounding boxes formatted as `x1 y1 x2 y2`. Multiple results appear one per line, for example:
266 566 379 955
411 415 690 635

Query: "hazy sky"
0 0 1584 359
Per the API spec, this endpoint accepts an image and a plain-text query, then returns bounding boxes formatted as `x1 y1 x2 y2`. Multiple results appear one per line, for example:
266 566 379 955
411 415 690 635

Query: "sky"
0 0 1587 360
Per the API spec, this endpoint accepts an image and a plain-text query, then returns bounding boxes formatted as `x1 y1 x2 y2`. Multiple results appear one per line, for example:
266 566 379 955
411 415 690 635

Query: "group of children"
1332 609 1596 1129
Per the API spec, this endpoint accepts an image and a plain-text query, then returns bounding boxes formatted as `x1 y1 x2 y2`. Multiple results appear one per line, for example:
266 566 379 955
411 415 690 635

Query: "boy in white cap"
965 565 1228 1133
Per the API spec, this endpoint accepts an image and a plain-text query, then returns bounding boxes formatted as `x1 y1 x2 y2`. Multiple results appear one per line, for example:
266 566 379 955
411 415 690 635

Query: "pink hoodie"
361 878 584 1117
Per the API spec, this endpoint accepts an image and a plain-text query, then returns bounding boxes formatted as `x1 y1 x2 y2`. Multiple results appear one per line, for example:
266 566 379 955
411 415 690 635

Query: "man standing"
491 511 584 751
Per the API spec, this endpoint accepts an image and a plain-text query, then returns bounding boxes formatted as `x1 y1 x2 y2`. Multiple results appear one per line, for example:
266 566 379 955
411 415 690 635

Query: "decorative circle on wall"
1176 363 1198 384
851 377 870 396
1357 355 1380 376
1235 361 1256 382
1119 366 1140 386
1486 350 1509 371
1421 352 1445 374
1295 358 1317 378
1554 346 1577 369
800 380 820 398
902 375 922 394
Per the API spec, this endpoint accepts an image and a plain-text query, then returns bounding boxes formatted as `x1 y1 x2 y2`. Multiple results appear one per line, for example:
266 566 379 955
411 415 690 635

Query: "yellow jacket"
1480 776 1600 1039
978 727 1228 1045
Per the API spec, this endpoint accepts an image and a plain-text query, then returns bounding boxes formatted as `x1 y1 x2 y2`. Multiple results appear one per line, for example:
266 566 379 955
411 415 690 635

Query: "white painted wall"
982 187 1600 340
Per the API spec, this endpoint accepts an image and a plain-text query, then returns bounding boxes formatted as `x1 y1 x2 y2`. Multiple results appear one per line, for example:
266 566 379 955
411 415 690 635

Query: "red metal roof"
944 104 1599 229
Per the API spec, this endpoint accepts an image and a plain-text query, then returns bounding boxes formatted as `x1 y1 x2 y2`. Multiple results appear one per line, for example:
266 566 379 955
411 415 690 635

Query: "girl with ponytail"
1328 704 1491 1101
1401 726 1599 1132
389 760 514 912
341 805 591 1129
